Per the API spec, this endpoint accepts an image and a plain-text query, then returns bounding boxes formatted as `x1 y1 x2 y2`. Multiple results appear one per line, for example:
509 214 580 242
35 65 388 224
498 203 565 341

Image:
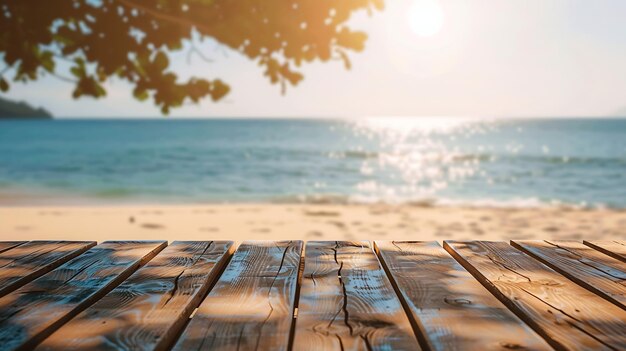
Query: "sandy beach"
1 204 624 243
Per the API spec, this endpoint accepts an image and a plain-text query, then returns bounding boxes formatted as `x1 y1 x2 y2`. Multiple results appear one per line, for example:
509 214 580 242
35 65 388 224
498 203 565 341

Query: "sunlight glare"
408 0 445 37
347 117 490 204
360 117 468 136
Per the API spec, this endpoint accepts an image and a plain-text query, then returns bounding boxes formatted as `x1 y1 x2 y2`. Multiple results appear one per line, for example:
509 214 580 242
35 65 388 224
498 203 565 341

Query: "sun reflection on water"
345 117 495 203
358 116 472 136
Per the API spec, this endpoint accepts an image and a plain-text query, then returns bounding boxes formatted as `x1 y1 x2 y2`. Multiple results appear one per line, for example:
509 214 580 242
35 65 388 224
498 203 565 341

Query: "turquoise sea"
0 118 625 208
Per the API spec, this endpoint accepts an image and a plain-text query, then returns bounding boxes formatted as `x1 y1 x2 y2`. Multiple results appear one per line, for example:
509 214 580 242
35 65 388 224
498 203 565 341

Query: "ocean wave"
328 150 379 160
93 188 137 197
504 154 626 165
329 151 626 166
269 193 604 209
433 197 584 209
447 153 626 166
272 194 354 205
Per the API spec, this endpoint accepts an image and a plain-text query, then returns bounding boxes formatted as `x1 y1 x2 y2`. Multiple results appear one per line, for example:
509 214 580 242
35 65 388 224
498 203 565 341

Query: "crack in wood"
519 287 617 350
485 253 532 283
254 241 292 351
237 325 246 351
309 272 317 286
161 270 184 308
60 259 100 286
545 241 624 280
338 261 353 336
335 334 345 351
391 241 404 252
325 242 354 336
161 242 215 308
361 333 374 351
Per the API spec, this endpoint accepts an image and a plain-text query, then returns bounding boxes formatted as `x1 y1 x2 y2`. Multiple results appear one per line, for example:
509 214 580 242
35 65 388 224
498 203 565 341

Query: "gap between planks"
37 241 235 351
444 240 626 350
0 241 167 351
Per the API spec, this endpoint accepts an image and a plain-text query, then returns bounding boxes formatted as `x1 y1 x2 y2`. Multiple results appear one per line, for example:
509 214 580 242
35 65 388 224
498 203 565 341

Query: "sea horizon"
12 116 626 120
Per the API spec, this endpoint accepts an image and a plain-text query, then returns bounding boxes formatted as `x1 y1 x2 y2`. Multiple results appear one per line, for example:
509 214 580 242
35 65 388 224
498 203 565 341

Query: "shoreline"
1 203 624 243
1 187 621 210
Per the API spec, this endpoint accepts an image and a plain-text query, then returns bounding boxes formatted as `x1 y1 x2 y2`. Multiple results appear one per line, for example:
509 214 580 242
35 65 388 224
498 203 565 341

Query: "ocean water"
0 118 625 208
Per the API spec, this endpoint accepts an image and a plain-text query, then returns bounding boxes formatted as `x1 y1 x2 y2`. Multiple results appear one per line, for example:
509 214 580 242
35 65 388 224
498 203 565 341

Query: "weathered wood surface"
513 240 626 310
0 241 166 351
376 241 550 351
0 239 625 350
37 241 234 351
173 241 303 351
0 241 96 298
445 241 626 351
0 242 25 254
295 241 420 351
584 240 626 263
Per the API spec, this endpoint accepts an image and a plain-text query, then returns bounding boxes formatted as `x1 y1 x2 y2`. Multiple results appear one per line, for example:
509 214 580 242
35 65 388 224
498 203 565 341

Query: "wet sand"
0 204 624 242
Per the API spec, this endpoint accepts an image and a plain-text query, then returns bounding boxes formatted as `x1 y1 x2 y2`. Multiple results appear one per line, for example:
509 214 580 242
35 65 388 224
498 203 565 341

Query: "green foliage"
0 77 8 92
0 0 383 114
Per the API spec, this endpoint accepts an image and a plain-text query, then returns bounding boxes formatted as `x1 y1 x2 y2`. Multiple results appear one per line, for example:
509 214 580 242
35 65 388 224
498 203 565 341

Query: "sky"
3 0 626 118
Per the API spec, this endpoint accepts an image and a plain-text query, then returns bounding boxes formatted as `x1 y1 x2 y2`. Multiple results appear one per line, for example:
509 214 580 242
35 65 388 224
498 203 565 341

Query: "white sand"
1 204 624 243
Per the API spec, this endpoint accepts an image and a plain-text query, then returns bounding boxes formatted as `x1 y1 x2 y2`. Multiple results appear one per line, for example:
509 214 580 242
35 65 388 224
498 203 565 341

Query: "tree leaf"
210 79 230 101
0 77 9 92
133 87 149 101
153 51 169 72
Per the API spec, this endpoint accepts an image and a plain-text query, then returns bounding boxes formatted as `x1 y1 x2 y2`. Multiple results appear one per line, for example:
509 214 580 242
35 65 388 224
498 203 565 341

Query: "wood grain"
445 241 626 351
584 240 626 263
0 242 26 254
513 240 626 310
294 241 420 351
0 241 96 297
0 241 166 351
376 241 550 351
173 240 303 351
36 241 234 351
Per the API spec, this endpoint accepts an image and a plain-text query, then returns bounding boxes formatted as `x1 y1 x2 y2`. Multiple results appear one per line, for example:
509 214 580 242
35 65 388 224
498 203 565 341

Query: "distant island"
0 96 52 119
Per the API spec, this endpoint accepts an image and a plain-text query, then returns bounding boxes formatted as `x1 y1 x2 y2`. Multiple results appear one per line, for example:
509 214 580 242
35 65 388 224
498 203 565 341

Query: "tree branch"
48 71 77 83
186 44 214 65
114 0 217 34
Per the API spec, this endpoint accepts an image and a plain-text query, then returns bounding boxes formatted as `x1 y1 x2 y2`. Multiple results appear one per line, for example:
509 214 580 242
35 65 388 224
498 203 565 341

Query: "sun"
408 0 445 37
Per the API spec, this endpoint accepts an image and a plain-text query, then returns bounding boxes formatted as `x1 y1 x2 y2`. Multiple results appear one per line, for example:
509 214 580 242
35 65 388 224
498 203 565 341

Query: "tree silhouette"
0 0 383 113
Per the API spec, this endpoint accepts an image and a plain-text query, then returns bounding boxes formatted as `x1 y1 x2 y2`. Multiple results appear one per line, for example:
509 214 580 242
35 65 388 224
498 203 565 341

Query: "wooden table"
0 240 624 351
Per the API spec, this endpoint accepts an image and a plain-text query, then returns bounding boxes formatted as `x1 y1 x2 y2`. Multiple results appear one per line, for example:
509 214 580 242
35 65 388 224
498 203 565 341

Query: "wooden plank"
0 242 26 254
0 240 166 351
294 241 421 350
584 240 626 263
513 240 626 310
37 241 234 351
376 241 551 351
445 241 626 350
173 240 302 351
0 241 96 297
